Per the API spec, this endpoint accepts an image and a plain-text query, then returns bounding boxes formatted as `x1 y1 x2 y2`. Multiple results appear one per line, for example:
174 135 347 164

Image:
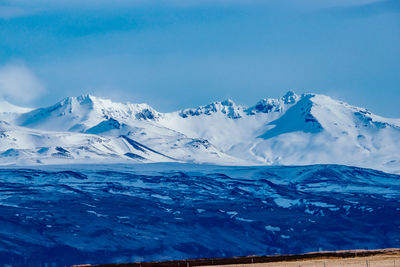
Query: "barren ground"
199 252 400 267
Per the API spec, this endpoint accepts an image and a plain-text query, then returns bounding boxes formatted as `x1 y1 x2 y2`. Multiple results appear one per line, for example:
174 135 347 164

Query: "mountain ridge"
0 91 399 173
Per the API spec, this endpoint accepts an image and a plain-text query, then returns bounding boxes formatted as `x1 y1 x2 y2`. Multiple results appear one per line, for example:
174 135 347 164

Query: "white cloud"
0 63 45 104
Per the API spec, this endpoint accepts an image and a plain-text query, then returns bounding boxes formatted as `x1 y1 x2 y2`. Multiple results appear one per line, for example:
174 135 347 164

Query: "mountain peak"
17 94 161 131
57 94 97 111
246 91 300 115
179 99 243 119
76 93 96 103
221 99 236 106
281 90 298 104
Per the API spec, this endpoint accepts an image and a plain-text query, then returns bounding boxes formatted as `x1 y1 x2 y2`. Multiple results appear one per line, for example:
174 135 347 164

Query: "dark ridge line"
73 248 400 267
120 135 176 161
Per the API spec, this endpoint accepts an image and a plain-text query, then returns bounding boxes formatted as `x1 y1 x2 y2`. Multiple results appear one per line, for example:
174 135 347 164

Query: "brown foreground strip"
73 248 400 267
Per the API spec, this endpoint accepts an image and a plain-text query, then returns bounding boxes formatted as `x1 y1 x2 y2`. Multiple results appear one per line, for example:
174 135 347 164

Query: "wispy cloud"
0 0 388 18
0 5 29 19
2 0 252 9
0 63 45 104
321 0 400 18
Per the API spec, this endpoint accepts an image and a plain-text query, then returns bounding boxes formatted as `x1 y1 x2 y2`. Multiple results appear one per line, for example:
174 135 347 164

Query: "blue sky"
0 0 399 116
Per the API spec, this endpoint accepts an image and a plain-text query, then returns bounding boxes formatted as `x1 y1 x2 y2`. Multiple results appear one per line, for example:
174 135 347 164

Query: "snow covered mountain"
1 91 400 173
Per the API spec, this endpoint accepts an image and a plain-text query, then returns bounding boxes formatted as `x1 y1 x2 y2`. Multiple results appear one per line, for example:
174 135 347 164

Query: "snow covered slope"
0 100 32 122
1 91 399 172
0 120 175 165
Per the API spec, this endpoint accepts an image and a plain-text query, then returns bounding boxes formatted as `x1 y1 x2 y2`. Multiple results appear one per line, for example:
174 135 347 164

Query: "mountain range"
0 91 399 173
